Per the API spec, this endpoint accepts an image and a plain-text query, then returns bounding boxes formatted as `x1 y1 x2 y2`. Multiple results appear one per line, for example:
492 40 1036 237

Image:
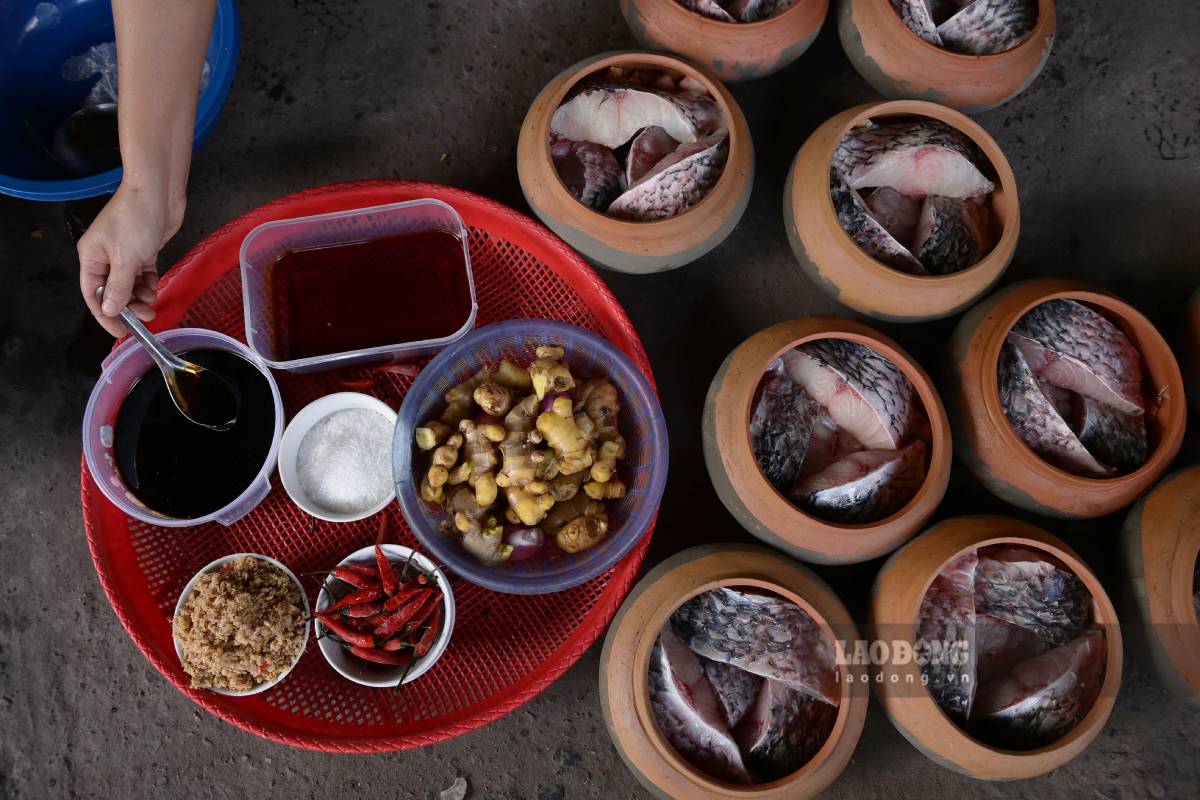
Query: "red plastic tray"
81 180 657 752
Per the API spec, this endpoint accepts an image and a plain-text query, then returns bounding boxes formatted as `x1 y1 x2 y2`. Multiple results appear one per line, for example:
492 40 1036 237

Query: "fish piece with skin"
938 0 1036 56
701 657 763 729
798 410 866 478
790 440 926 524
997 341 1114 478
836 120 995 199
913 195 987 275
1008 300 1144 415
549 137 625 211
925 0 968 23
750 362 821 491
1073 396 1148 474
624 125 681 187
649 627 753 784
865 186 922 248
734 680 838 780
727 0 796 23
916 551 977 724
971 628 1105 749
675 0 737 22
830 169 928 274
975 613 1049 686
551 82 721 149
607 130 728 220
890 0 943 45
671 587 839 704
782 338 915 450
974 547 1090 647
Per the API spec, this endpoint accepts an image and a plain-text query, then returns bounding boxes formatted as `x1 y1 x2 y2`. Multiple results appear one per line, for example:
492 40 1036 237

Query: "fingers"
128 301 157 323
100 256 138 317
132 279 157 307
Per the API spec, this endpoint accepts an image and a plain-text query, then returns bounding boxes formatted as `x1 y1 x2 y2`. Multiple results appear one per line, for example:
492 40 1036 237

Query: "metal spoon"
97 286 241 431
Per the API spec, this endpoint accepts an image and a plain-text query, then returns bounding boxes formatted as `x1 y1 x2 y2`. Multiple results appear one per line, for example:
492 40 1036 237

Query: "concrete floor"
2 0 1199 797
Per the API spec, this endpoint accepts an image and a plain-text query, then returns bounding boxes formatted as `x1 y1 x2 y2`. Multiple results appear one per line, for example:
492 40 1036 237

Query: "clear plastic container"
239 198 478 374
82 329 284 527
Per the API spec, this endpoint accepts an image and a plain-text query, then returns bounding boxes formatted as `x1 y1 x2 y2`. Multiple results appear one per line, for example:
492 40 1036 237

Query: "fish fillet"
865 186 921 248
624 125 680 187
913 195 986 275
890 0 943 46
974 547 1090 647
551 82 721 149
676 0 736 22
701 658 763 729
648 627 752 784
727 0 796 22
1008 299 1144 416
734 680 838 780
782 338 915 450
836 120 994 199
916 551 978 723
1074 396 1148 474
607 130 728 220
750 363 821 491
549 136 625 211
798 410 866 478
975 613 1049 686
790 440 926 524
938 0 1036 56
830 169 927 274
671 588 839 704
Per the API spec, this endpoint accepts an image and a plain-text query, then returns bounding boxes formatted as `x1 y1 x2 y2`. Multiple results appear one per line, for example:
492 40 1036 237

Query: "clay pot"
1185 288 1200 420
784 100 1018 322
703 316 951 564
517 51 754 274
946 278 1187 518
600 543 868 798
619 0 830 83
1117 466 1200 704
871 515 1122 779
837 0 1057 112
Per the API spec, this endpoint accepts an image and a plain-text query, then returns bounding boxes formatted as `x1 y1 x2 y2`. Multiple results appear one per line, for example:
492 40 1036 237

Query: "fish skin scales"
790 440 926 524
938 0 1036 56
549 137 624 211
913 195 985 275
782 338 915 450
551 83 721 149
974 548 1089 647
671 588 839 704
607 131 728 220
648 627 753 784
836 120 994 199
1074 396 1148 474
916 551 978 723
1009 299 1144 416
734 680 838 780
727 0 796 22
971 628 1105 749
624 125 680 187
997 341 1114 477
750 364 821 491
830 169 927 274
890 0 944 46
700 658 763 729
676 0 737 22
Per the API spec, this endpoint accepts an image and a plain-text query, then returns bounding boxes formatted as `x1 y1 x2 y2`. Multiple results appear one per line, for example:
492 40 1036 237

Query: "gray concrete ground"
2 1 1199 798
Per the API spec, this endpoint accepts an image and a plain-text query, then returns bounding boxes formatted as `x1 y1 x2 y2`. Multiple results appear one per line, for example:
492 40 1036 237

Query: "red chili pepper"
325 585 384 613
403 592 442 636
374 592 431 637
332 566 376 589
316 612 377 648
383 585 424 611
375 545 399 595
343 600 385 618
414 606 443 657
380 637 413 652
349 646 415 666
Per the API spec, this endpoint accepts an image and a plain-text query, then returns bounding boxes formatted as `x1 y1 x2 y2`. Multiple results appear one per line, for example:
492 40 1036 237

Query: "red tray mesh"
81 181 656 752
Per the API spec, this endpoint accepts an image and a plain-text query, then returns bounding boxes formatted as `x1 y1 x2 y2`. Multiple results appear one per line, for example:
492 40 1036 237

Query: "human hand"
78 183 185 337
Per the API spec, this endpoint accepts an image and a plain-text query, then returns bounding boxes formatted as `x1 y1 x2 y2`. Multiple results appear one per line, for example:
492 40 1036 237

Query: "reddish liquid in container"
268 229 472 361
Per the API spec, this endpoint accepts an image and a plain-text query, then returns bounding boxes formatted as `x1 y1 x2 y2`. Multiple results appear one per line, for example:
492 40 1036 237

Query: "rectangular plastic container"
239 198 478 374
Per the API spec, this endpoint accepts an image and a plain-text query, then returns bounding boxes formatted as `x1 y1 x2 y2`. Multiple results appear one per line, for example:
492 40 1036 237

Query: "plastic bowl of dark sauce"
83 329 283 527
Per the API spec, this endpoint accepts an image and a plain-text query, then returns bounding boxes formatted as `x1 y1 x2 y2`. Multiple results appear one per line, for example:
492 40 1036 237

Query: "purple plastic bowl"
394 319 668 594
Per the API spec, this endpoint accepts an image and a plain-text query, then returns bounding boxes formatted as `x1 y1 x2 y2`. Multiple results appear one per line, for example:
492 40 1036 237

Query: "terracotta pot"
1185 288 1200 420
703 316 951 564
837 0 1056 112
1117 465 1200 705
619 0 830 83
784 100 1018 322
517 51 754 274
946 278 1187 518
871 515 1122 779
600 543 868 798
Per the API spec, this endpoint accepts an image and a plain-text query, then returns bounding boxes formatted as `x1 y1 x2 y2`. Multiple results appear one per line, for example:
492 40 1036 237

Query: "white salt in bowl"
278 392 398 522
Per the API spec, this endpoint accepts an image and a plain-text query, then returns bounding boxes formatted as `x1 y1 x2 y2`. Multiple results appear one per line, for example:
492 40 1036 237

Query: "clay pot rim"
631 574 858 792
537 50 744 228
818 100 1019 286
980 288 1185 489
877 0 1056 63
641 0 822 31
874 516 1123 772
732 327 949 534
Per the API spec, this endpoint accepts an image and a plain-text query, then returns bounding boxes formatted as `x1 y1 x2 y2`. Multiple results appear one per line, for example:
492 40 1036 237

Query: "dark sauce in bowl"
114 349 276 519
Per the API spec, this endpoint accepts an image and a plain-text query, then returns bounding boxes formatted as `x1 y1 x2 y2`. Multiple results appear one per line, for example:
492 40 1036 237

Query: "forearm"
112 0 217 205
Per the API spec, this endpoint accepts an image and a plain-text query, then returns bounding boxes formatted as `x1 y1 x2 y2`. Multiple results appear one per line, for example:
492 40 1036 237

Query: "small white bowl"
172 553 310 696
315 544 455 688
278 392 399 523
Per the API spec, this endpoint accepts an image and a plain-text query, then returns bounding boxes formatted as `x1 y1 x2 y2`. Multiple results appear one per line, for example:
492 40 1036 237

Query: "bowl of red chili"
314 543 455 687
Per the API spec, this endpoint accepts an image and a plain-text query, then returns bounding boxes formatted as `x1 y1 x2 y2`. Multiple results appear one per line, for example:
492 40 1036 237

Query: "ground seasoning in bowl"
172 555 308 694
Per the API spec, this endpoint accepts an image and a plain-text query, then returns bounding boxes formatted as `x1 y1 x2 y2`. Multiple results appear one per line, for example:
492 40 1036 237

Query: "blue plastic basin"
0 0 240 201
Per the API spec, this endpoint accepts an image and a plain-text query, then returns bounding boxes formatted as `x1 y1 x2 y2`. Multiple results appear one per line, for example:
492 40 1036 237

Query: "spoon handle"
95 286 192 375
